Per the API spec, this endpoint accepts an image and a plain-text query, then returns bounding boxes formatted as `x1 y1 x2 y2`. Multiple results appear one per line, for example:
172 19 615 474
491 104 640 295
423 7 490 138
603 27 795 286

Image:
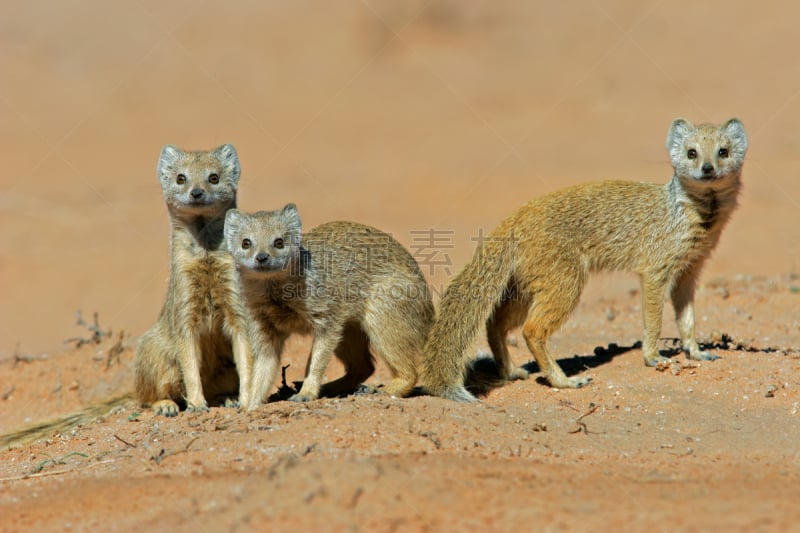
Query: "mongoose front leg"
180 336 209 412
231 331 254 409
290 332 339 402
671 268 719 362
245 333 282 409
487 305 530 382
641 275 670 367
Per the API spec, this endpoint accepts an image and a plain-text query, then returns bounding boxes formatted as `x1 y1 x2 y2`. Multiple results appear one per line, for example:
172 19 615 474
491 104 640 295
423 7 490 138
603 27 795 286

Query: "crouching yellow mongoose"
224 205 434 404
421 118 748 402
135 144 255 416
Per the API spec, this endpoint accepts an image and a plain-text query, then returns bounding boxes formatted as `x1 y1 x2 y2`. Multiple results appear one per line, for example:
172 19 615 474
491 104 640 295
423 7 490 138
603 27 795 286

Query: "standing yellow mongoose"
421 118 749 402
135 144 254 416
224 205 434 403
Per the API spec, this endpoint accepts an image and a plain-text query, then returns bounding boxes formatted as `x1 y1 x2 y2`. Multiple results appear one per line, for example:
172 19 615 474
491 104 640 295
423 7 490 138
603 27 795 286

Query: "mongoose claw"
186 403 209 414
152 400 180 417
689 350 720 362
549 375 592 388
355 384 379 395
222 397 240 408
569 375 592 388
507 367 530 381
288 393 315 403
644 355 671 367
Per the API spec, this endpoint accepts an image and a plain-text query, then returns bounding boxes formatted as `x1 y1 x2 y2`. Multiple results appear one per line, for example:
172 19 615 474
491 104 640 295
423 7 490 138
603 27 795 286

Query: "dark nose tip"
701 163 714 174
255 252 269 264
190 188 204 199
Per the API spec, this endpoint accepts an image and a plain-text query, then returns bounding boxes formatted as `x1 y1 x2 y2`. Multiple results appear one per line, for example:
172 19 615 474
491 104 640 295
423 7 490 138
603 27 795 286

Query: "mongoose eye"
687 149 697 160
718 148 729 158
273 238 285 249
208 173 220 184
241 238 252 250
176 174 187 185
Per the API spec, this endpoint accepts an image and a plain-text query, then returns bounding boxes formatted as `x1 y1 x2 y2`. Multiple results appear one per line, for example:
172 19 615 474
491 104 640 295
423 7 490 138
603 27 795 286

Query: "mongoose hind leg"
320 323 375 398
365 313 421 398
206 364 242 409
487 294 531 382
135 331 186 416
521 274 590 388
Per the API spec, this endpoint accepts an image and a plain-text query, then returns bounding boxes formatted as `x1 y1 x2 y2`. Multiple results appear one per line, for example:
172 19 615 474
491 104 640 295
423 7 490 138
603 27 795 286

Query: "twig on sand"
150 436 199 465
568 403 599 435
114 434 137 448
0 460 114 482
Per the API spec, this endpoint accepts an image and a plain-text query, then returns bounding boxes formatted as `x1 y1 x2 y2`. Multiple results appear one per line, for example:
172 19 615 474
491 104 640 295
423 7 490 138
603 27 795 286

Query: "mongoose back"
135 144 254 416
224 205 434 403
421 118 748 402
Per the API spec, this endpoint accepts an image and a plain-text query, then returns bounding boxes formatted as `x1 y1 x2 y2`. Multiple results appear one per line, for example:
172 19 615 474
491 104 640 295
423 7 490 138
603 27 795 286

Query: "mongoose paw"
644 355 671 367
506 367 530 381
688 350 721 362
355 384 379 395
548 375 592 389
186 402 209 413
288 392 316 403
222 397 240 408
152 400 180 418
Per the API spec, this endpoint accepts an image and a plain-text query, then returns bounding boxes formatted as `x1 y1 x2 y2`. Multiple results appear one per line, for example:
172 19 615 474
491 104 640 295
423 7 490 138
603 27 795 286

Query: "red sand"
2 1 800 530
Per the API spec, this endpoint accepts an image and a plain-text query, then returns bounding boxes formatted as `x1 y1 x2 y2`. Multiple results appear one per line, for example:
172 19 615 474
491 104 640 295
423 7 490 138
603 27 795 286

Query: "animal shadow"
524 341 643 387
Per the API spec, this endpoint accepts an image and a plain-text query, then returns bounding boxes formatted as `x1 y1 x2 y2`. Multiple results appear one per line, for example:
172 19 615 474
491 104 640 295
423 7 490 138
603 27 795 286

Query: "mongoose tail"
0 393 133 450
421 237 515 402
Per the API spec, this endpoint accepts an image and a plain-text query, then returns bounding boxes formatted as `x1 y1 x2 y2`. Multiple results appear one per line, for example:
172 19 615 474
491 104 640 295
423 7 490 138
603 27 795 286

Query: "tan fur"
135 144 255 416
224 205 434 403
421 118 749 401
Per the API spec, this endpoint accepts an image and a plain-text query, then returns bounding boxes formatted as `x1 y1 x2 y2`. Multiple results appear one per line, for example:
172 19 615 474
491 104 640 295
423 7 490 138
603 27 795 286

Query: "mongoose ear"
213 144 241 184
224 209 244 249
281 203 302 233
225 208 243 227
666 118 693 159
723 118 748 153
157 145 182 182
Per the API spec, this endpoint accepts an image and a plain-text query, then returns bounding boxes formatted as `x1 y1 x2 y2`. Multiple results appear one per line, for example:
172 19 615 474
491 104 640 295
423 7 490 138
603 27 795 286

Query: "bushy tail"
0 393 134 450
462 351 511 397
420 238 515 402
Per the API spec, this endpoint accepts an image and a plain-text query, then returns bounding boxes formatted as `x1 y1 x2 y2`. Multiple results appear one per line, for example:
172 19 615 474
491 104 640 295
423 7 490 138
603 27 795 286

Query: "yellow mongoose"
224 205 434 403
135 144 255 416
421 118 748 402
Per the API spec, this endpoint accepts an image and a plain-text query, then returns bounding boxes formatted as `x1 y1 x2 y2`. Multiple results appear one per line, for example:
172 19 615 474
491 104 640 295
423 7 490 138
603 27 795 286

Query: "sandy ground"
2 0 800 530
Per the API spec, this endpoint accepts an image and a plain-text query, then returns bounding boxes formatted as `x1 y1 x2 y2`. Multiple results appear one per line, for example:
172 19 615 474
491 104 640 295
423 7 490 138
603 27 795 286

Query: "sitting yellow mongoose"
421 118 748 402
135 144 254 415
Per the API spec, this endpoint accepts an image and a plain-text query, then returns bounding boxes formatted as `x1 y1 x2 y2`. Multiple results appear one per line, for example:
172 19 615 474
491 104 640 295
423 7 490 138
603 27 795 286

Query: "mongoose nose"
701 163 714 174
255 252 269 264
190 188 205 199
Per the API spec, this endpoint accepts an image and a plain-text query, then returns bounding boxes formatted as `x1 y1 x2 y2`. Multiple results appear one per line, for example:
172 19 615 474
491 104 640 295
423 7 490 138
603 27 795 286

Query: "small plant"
30 452 89 474
65 311 112 348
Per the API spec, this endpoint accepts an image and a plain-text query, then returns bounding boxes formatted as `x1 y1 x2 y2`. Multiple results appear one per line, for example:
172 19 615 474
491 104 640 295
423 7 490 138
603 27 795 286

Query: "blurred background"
1 0 798 356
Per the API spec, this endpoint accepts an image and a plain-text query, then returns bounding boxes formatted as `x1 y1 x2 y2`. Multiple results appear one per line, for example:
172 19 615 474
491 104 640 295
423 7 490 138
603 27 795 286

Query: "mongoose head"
224 204 303 278
157 144 240 217
667 118 748 190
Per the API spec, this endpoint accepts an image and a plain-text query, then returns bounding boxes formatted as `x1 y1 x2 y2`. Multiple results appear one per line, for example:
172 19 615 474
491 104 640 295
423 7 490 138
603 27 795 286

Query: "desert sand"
2 1 799 530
